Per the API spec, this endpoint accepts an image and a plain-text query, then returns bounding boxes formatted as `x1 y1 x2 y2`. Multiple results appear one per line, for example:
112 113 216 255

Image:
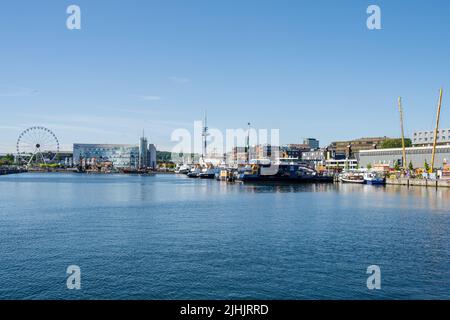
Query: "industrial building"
357 145 450 169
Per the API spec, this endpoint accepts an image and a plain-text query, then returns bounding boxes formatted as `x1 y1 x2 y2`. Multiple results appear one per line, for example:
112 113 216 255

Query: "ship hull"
199 173 215 179
365 179 385 185
340 178 365 184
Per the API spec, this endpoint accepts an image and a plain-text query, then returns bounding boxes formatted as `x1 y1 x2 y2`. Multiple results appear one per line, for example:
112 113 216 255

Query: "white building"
412 128 450 147
325 159 358 171
357 145 450 169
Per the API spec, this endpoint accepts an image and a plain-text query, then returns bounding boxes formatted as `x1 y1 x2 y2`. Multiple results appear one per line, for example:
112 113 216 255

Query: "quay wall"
386 178 450 188
0 168 27 176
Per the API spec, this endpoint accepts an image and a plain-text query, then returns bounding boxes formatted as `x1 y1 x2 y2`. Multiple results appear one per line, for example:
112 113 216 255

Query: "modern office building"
139 136 149 169
147 143 157 169
73 133 157 169
357 145 450 169
73 144 140 168
412 128 450 147
303 138 319 150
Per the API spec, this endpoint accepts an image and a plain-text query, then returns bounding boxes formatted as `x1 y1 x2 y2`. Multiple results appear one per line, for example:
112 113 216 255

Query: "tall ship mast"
201 111 209 161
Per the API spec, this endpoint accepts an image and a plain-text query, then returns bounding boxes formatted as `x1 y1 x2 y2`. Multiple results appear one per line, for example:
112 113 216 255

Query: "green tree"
380 138 412 149
424 160 430 172
408 161 414 171
394 160 400 171
5 154 14 162
367 163 372 170
0 154 15 166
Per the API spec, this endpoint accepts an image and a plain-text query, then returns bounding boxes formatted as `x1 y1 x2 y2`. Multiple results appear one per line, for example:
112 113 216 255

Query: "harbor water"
0 173 449 299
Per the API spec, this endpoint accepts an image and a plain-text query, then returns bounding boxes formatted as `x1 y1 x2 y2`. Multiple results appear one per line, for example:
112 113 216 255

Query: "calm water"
0 173 449 300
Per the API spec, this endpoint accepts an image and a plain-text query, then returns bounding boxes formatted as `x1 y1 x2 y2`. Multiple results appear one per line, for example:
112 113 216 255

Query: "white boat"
175 164 191 174
339 172 365 184
363 172 385 185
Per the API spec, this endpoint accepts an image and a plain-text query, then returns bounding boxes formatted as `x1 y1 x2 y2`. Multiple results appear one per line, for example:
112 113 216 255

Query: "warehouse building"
357 145 450 169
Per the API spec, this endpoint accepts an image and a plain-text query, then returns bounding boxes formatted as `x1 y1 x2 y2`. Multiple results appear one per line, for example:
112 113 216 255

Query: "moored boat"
363 172 386 185
187 166 201 178
198 168 218 179
338 170 365 184
237 158 333 183
175 164 191 174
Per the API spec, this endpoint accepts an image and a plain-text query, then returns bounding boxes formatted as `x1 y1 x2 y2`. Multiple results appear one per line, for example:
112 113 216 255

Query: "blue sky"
1 0 449 152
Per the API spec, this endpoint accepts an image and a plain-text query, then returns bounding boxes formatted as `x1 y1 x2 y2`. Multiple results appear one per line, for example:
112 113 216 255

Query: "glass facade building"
73 144 139 169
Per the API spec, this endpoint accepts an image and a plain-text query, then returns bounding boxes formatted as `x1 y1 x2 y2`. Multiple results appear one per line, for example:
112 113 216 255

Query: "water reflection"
1 173 450 299
240 182 336 193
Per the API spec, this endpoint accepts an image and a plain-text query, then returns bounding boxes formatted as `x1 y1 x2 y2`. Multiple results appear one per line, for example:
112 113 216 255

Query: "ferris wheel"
16 126 60 166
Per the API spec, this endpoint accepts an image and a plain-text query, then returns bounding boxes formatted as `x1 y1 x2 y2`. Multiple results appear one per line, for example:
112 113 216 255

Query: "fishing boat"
237 158 333 183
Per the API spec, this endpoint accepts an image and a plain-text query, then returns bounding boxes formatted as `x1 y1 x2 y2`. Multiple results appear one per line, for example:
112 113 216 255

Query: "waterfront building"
281 144 311 159
148 144 157 169
328 137 389 159
325 159 358 171
412 128 450 147
303 138 319 150
73 144 140 169
139 136 149 169
302 148 326 165
357 145 450 169
138 137 157 169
